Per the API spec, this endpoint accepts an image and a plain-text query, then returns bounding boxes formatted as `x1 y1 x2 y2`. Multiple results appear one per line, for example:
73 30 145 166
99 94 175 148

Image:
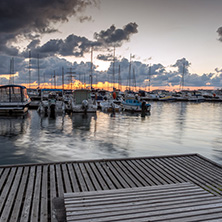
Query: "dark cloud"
22 34 95 58
94 22 138 46
22 22 138 59
0 0 98 55
0 0 98 35
217 27 222 42
97 54 113 61
172 58 191 74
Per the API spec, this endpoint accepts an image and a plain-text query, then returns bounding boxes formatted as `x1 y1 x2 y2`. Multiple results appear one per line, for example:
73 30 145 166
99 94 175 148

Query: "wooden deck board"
64 183 222 222
1 153 222 221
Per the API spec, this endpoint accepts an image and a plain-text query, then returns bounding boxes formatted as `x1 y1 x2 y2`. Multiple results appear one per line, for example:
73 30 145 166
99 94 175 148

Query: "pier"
1 153 222 221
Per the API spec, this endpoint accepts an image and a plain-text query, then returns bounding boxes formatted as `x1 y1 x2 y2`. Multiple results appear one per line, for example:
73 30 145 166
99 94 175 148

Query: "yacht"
0 84 31 114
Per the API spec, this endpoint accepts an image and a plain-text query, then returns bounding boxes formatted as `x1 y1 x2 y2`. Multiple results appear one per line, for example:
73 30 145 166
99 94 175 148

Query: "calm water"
1 102 222 166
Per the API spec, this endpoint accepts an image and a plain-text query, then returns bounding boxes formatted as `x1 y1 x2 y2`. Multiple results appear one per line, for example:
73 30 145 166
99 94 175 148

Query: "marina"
0 154 222 221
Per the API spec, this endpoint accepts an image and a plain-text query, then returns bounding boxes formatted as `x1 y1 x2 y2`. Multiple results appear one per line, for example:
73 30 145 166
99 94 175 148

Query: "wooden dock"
0 153 222 221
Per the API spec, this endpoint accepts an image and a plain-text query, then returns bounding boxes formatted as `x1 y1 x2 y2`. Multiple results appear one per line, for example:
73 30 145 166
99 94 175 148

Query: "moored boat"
0 84 31 114
70 89 97 113
122 97 151 113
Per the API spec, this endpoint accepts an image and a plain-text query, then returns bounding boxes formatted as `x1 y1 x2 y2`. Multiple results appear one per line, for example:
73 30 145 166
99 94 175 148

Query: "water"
1 102 222 166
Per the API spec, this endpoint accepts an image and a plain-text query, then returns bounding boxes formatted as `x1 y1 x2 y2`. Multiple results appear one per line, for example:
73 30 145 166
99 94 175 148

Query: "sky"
1 0 222 90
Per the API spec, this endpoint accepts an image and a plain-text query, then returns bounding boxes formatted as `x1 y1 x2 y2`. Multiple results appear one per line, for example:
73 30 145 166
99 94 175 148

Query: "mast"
67 68 76 90
181 62 185 91
29 51 31 89
128 54 132 91
54 70 56 89
90 46 93 89
133 68 136 91
62 67 64 90
37 54 40 88
118 64 121 91
113 46 115 90
149 64 151 92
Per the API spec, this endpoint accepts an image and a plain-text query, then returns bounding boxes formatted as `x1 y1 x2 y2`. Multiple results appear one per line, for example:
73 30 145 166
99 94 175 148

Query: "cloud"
217 27 222 41
97 54 113 61
22 22 138 59
172 58 191 74
94 22 138 47
22 34 95 58
0 0 99 55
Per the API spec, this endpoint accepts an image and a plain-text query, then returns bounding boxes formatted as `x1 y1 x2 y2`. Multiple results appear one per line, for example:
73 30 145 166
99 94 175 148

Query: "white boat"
100 100 121 112
70 89 97 113
122 97 151 113
0 85 31 114
37 89 65 114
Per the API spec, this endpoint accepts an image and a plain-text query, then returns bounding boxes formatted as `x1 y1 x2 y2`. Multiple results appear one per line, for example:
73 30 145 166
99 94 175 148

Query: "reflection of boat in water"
71 113 96 131
0 85 31 114
0 114 29 137
70 89 97 113
37 89 65 115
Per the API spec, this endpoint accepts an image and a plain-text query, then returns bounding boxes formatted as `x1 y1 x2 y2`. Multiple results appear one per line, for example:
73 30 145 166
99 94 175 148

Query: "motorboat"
70 89 97 113
0 84 31 114
100 100 121 112
37 89 65 115
122 97 151 113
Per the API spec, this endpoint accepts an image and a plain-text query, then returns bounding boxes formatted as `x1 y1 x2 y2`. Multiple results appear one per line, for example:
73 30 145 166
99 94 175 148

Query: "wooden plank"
170 157 222 195
67 164 80 192
99 162 122 189
95 162 116 189
9 166 29 222
0 167 23 222
73 163 88 192
147 158 181 183
66 201 222 221
64 182 203 199
61 164 72 193
79 163 95 191
159 157 217 194
0 167 16 215
30 165 42 222
0 168 10 193
179 156 222 182
20 166 36 222
55 164 64 197
64 183 222 222
0 168 3 177
50 165 57 222
40 165 48 222
84 163 102 191
188 156 222 177
152 158 186 182
109 161 135 187
119 161 148 186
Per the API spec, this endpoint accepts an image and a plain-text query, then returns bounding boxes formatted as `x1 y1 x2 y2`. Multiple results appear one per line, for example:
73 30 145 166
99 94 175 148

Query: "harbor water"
0 101 222 166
